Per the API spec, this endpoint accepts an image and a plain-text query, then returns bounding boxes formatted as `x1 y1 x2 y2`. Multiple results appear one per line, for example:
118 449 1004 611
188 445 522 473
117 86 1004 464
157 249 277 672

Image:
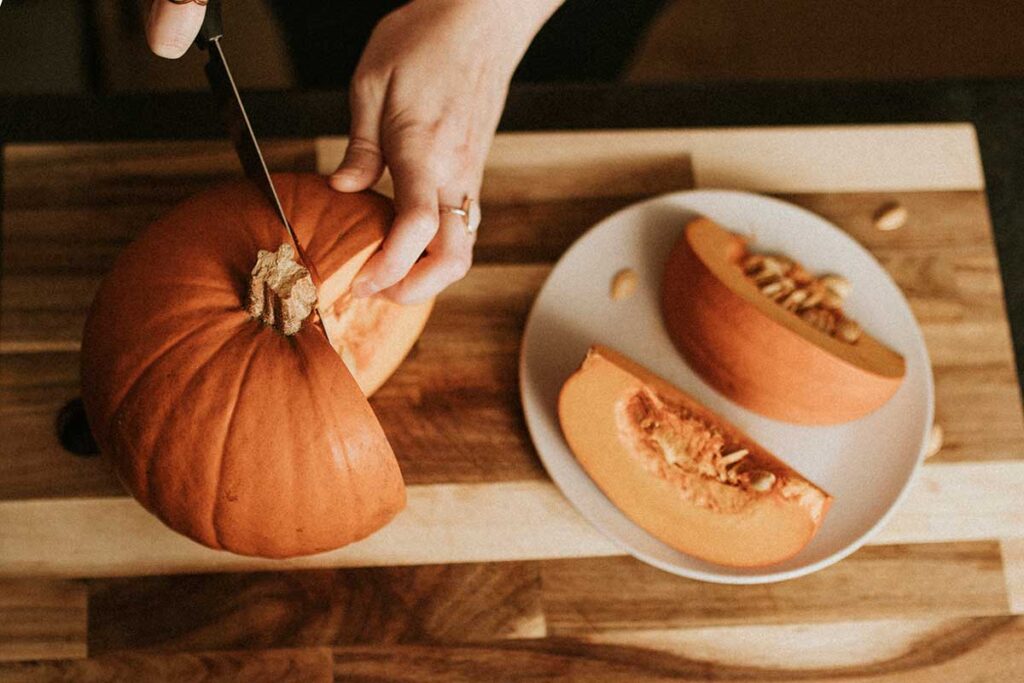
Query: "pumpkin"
80 173 433 558
662 217 905 424
558 345 832 567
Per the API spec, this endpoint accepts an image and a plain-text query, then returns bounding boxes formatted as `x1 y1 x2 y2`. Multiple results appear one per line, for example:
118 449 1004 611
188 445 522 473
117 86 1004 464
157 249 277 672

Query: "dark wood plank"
87 561 543 654
0 580 86 663
541 542 1009 633
325 617 1024 682
2 253 1021 502
0 353 123 499
0 647 332 683
0 265 548 502
3 618 1024 682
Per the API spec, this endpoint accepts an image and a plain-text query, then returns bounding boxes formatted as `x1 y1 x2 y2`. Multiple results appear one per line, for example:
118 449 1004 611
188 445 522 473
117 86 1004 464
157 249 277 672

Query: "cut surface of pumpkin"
558 345 832 568
662 217 905 424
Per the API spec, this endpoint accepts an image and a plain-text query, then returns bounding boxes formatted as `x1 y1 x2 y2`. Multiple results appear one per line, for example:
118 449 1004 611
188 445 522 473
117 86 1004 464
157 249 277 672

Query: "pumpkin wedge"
558 345 832 567
662 217 905 424
81 174 431 558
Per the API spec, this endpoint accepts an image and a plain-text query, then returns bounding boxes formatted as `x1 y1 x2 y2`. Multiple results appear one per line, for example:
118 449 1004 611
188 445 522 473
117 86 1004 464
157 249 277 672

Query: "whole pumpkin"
80 173 433 558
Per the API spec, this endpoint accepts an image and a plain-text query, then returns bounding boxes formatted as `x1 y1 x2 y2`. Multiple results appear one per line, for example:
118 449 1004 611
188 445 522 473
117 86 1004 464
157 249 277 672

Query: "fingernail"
352 278 376 298
330 169 360 190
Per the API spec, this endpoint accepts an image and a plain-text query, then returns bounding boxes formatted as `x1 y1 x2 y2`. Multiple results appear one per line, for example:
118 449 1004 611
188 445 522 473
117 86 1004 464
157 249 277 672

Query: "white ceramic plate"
519 190 933 584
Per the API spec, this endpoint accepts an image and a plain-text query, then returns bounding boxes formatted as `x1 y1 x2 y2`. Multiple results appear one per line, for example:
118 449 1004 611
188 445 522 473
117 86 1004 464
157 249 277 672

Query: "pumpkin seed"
610 268 638 301
748 470 776 492
874 201 908 231
836 319 863 343
925 424 944 459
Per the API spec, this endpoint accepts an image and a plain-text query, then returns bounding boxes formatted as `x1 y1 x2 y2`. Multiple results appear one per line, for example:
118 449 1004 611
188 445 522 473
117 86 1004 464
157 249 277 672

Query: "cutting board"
2 126 1024 677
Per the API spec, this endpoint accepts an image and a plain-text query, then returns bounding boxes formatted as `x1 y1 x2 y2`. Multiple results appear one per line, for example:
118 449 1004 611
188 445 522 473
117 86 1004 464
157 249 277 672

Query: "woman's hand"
145 0 208 59
331 0 561 303
145 0 561 303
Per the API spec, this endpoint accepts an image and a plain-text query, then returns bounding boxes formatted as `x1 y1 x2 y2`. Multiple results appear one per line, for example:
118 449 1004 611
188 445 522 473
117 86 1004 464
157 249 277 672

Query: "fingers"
330 79 386 192
146 0 206 59
351 163 439 298
381 210 475 304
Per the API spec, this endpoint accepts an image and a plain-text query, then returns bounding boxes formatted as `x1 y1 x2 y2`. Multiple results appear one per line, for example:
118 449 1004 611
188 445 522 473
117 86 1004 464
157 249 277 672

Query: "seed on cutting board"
610 268 638 301
873 201 908 231
925 424 944 459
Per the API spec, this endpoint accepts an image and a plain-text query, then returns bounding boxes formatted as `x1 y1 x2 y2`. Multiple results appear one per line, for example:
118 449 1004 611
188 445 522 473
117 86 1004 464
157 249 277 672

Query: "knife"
195 0 330 340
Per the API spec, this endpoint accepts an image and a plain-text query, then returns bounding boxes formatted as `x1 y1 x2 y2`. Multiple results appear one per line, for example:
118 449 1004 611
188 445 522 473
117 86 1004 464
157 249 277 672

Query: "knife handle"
196 0 224 48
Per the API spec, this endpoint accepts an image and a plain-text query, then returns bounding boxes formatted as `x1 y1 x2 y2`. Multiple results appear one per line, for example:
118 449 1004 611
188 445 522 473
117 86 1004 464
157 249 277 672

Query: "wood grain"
1 618 1022 682
541 542 1009 633
326 617 1024 682
1001 538 1024 615
0 647 332 683
0 580 86 662
87 562 543 654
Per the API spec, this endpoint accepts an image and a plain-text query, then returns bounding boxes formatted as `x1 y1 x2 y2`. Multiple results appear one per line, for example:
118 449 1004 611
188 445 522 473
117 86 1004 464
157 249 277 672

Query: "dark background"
2 0 1024 95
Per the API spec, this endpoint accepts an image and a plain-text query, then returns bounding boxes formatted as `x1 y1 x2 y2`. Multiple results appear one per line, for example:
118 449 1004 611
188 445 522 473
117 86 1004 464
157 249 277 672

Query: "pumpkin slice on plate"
81 174 431 558
662 217 905 424
558 345 832 568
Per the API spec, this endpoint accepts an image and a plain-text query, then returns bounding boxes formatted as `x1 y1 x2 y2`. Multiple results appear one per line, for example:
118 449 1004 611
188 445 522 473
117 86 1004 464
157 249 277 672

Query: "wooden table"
2 124 1023 680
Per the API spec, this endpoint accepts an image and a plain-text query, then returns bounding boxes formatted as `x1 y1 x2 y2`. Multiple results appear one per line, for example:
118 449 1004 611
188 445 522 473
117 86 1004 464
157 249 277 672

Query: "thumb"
146 0 207 59
329 84 385 192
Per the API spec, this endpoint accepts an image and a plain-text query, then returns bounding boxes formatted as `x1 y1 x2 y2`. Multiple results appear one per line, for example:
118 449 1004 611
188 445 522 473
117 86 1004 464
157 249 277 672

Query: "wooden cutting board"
2 125 1023 677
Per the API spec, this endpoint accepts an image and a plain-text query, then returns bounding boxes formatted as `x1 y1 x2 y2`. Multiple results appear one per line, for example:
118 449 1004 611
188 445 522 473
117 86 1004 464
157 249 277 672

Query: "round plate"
519 190 933 584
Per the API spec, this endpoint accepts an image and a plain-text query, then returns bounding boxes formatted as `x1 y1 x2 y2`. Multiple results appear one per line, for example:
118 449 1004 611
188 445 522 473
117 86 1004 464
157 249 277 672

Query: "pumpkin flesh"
558 345 832 567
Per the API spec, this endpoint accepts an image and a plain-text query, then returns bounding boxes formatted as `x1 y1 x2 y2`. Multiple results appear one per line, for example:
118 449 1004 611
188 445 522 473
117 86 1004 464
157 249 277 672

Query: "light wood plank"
872 462 1024 545
87 562 543 654
542 542 1009 633
317 124 985 194
2 463 1024 578
581 617 987 670
0 647 333 683
0 483 618 578
1001 538 1024 615
0 579 86 662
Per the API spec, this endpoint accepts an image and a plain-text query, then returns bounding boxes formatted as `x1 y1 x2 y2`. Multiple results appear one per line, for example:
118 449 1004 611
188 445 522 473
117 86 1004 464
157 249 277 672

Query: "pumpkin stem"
246 244 318 336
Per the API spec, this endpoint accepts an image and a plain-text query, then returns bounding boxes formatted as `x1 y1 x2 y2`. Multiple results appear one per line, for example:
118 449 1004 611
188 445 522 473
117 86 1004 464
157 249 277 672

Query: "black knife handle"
196 0 224 48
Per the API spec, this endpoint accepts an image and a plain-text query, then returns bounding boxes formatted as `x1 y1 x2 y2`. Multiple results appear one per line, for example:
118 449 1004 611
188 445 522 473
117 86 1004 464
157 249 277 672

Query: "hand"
145 0 208 59
331 0 561 303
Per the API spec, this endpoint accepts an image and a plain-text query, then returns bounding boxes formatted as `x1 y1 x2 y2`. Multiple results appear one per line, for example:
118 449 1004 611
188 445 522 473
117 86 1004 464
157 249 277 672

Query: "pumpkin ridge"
208 335 261 552
135 321 251 535
100 314 244 443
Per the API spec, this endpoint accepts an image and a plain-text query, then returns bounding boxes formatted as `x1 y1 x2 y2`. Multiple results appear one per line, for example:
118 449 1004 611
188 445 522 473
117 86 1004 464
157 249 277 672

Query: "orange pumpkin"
662 217 904 424
559 345 832 567
80 174 432 558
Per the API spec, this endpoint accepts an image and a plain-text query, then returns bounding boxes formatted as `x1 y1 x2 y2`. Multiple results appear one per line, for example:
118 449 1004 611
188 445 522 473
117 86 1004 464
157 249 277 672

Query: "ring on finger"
439 195 481 235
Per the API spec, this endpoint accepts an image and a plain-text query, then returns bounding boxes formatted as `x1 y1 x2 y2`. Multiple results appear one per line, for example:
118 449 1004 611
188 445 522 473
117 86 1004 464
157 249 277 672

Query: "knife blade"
195 0 330 340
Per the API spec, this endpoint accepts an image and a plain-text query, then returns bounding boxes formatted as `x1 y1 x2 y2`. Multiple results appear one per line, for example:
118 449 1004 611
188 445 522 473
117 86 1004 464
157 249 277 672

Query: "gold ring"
439 196 480 235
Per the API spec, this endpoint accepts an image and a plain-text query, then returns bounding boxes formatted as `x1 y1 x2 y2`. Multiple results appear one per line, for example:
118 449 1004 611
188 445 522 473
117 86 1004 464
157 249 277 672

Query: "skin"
147 0 563 304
